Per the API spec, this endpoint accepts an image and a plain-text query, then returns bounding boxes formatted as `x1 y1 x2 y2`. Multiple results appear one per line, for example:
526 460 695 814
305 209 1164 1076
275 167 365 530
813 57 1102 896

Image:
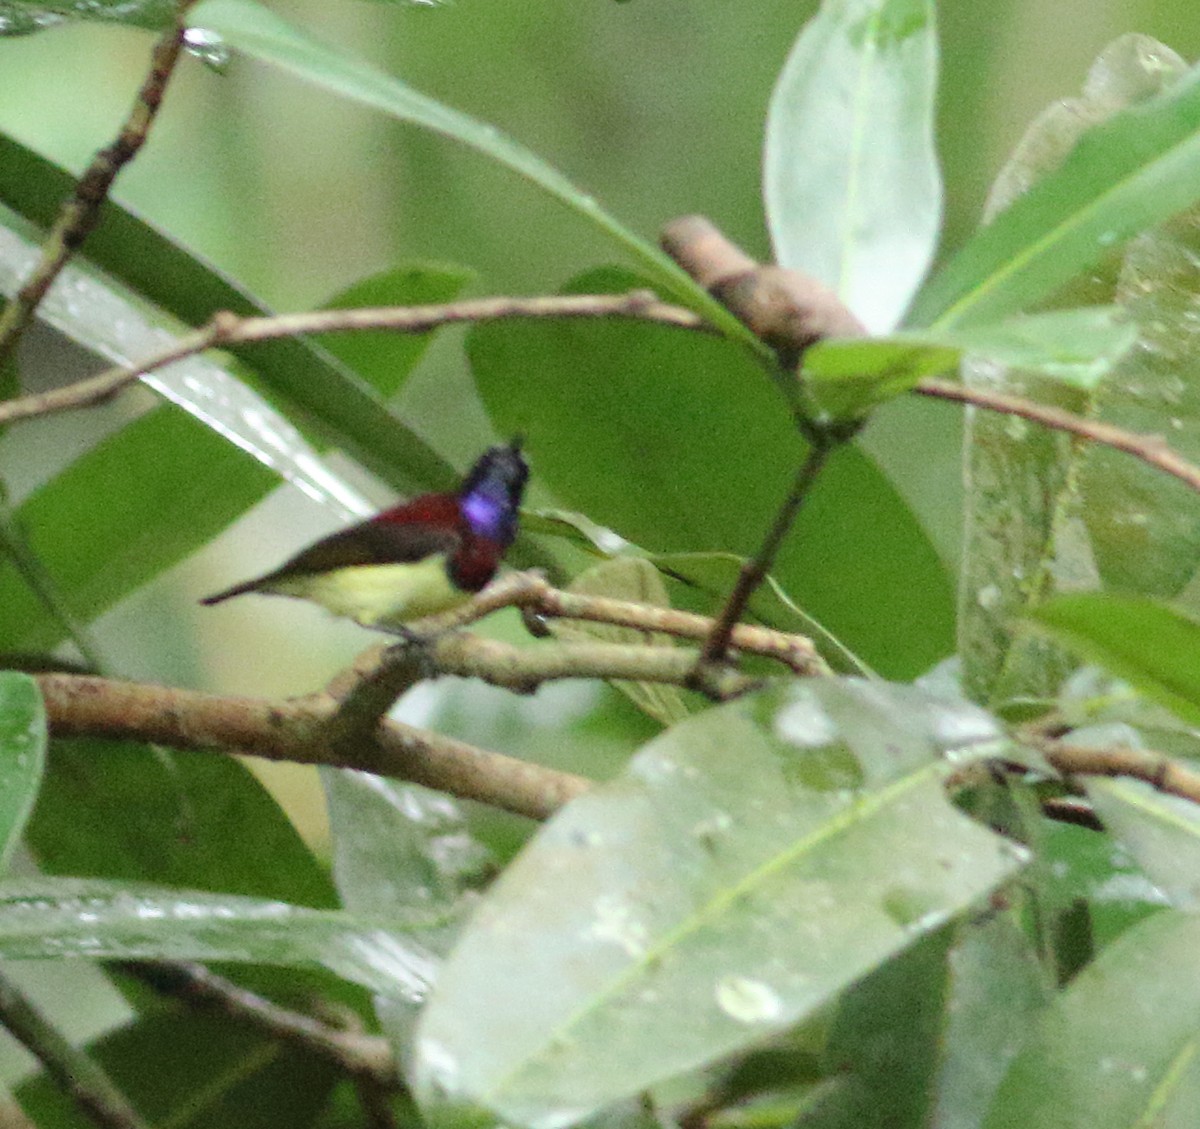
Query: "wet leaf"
0 0 173 35
985 909 1200 1129
414 680 1024 1126
953 37 1200 705
910 38 1200 329
0 672 43 870
0 878 439 999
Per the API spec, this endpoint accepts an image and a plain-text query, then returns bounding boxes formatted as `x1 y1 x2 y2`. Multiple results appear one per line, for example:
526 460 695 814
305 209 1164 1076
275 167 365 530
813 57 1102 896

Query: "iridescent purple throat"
462 487 515 542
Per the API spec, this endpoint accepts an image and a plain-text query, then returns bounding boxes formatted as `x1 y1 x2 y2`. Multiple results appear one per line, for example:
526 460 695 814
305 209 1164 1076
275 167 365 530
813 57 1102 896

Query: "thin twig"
119 961 397 1087
0 968 150 1129
700 436 838 664
430 633 759 698
412 571 829 675
0 3 196 364
1036 737 1200 807
917 376 1200 495
0 293 710 427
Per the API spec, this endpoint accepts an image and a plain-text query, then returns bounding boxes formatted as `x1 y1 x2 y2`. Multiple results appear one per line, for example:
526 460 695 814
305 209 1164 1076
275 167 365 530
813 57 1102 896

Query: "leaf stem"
0 968 151 1129
699 433 840 665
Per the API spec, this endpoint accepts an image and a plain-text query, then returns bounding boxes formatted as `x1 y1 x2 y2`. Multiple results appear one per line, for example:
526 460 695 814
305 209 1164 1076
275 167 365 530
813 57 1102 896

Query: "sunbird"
202 440 529 628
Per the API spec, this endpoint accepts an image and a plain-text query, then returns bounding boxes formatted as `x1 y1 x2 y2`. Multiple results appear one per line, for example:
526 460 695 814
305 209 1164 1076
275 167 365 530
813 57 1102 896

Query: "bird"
201 439 529 629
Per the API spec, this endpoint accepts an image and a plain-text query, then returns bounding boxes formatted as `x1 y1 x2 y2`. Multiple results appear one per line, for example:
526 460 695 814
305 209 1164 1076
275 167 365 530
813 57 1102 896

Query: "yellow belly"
269 554 470 626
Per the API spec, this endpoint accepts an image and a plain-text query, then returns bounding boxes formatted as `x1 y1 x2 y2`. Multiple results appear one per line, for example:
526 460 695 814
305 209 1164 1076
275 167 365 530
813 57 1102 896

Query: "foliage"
0 1 1199 1127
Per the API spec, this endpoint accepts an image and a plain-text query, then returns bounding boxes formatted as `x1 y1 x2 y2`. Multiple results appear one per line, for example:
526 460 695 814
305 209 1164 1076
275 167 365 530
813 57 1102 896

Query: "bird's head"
459 437 528 545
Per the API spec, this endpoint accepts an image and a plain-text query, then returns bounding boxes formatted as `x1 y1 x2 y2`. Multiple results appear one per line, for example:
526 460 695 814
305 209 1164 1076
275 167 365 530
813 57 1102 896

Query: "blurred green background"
1 0 1199 844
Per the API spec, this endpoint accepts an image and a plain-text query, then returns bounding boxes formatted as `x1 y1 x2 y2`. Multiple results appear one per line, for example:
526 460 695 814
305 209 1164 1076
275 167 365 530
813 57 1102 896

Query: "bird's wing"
269 519 462 579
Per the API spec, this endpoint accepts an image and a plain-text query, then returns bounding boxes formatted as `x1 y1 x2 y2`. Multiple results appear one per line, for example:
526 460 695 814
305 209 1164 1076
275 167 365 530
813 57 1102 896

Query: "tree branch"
119 961 397 1087
916 376 1200 495
0 292 710 427
0 2 197 365
1037 737 1200 807
36 672 587 822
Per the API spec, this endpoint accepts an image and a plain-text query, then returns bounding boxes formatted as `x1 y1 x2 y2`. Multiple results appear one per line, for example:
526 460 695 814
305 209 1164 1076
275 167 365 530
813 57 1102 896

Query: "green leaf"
1028 594 1200 727
18 1011 338 1129
803 928 952 1129
953 37 1200 706
802 306 1137 420
0 136 456 497
908 43 1200 329
929 912 1051 1129
314 263 475 401
0 878 438 997
413 680 1024 1125
985 909 1200 1129
0 406 274 653
764 0 941 333
0 672 44 870
648 551 872 676
186 0 757 349
322 768 496 1051
844 310 1133 414
30 739 337 908
0 0 173 35
550 558 691 727
1087 778 1200 909
470 268 954 677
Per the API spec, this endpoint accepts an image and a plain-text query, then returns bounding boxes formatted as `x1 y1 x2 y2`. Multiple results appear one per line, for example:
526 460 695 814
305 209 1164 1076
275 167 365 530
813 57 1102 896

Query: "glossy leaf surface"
0 879 438 998
1087 779 1200 909
910 40 1200 329
414 680 1023 1126
764 0 941 333
985 909 1200 1128
0 139 455 497
954 37 1200 705
0 0 172 34
0 672 44 870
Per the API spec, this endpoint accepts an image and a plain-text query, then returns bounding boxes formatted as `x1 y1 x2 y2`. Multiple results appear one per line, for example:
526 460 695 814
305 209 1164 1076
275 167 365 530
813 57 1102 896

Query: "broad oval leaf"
413 679 1024 1127
470 268 954 678
764 0 941 333
0 672 44 870
985 909 1200 1129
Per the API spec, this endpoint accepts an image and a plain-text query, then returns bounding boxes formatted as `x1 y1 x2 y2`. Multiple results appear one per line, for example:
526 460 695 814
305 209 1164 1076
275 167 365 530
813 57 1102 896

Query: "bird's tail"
199 579 263 606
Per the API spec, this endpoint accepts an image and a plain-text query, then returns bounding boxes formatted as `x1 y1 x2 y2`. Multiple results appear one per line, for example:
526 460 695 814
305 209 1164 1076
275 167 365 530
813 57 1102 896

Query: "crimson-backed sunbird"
201 440 528 628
